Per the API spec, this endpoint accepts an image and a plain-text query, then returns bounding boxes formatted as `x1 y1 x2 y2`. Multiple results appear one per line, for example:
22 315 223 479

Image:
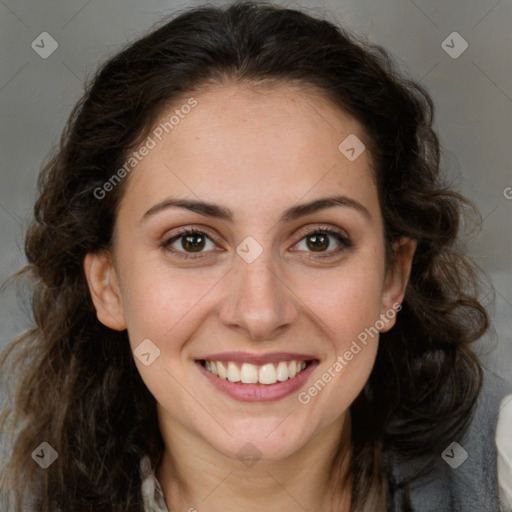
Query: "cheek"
301 258 386 345
297 271 382 425
312 270 382 371
293 253 385 412
116 248 216 339
120 268 216 419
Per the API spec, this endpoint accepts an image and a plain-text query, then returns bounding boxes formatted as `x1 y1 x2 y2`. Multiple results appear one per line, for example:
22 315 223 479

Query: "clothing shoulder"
390 369 512 512
447 370 512 511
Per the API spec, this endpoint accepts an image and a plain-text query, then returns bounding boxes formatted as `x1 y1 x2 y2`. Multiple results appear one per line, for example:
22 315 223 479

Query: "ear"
379 237 417 333
83 251 127 331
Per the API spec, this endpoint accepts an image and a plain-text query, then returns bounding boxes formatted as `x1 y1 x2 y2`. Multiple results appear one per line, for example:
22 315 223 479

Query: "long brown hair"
0 2 488 510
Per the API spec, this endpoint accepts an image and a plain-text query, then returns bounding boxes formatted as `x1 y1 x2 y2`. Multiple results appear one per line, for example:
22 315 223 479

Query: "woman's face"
85 82 414 462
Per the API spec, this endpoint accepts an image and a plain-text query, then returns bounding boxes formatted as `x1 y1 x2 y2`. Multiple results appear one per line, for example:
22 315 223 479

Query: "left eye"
293 230 350 256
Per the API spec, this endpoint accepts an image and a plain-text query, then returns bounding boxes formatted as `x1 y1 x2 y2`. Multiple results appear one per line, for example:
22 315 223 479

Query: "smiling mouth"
199 359 314 385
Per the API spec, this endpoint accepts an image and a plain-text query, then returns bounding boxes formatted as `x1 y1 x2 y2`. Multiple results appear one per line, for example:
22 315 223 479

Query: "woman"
0 2 510 511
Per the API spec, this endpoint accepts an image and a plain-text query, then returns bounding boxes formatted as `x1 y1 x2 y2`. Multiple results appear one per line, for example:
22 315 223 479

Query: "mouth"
201 359 312 384
195 353 319 402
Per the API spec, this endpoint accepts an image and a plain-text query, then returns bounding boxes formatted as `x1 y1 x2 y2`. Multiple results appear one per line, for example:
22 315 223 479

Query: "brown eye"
161 228 217 259
181 232 206 252
293 229 351 258
306 233 330 252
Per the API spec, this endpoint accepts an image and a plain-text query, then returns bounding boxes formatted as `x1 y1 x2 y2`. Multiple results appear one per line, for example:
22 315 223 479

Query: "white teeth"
259 363 277 384
240 363 258 384
227 362 241 382
217 361 227 379
203 359 309 384
276 361 288 381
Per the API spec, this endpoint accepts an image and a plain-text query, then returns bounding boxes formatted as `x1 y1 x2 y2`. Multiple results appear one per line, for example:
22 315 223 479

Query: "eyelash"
160 225 352 261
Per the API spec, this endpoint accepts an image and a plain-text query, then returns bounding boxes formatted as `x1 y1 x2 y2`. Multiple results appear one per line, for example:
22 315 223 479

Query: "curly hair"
0 2 488 511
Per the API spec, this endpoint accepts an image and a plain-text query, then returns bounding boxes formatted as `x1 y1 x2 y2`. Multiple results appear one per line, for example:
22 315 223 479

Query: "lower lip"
196 361 319 402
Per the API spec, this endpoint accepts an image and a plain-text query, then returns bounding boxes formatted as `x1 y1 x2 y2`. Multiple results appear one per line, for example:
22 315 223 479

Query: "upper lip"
197 352 318 366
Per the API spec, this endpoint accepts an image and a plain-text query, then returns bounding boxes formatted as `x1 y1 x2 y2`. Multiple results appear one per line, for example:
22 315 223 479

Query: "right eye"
161 228 218 259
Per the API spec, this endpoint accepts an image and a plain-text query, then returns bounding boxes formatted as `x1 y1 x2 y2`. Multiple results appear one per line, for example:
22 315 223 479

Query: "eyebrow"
141 194 372 223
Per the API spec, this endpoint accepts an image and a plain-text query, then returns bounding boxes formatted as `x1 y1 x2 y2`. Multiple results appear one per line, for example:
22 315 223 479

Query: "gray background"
1 0 511 386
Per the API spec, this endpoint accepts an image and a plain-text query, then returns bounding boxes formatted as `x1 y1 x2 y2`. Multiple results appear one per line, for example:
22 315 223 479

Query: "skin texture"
84 82 416 512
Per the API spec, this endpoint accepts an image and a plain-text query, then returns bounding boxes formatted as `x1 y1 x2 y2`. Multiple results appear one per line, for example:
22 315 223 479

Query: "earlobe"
380 237 417 332
83 252 127 331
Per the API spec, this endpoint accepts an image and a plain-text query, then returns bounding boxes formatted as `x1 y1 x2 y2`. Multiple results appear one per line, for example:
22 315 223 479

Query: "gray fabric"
390 370 512 511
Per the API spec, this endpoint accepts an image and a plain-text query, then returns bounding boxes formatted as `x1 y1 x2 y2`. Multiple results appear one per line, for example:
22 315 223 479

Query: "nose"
218 252 299 341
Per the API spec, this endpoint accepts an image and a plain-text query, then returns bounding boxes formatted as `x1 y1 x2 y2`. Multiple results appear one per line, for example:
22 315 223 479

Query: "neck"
155 413 353 512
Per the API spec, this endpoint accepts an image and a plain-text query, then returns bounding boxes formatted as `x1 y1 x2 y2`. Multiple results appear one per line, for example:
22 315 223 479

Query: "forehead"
119 81 379 223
